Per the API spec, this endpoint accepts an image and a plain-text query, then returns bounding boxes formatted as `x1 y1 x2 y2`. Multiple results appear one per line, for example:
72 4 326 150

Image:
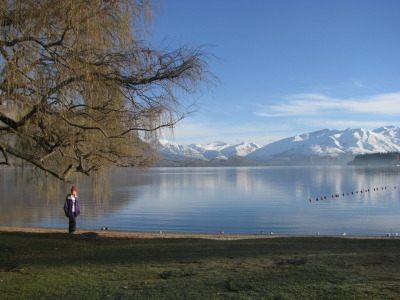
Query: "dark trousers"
68 214 76 233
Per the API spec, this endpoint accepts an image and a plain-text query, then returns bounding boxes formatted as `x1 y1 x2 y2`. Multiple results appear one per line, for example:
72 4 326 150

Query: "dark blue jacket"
64 195 81 218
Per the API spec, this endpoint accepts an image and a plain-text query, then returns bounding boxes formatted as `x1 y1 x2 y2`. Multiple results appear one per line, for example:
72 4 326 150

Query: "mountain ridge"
156 126 400 166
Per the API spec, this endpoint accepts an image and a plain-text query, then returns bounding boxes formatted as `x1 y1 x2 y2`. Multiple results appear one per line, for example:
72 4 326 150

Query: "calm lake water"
1 166 400 235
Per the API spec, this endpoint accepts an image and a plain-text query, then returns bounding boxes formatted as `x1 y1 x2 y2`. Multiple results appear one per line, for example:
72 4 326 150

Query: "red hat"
71 186 77 192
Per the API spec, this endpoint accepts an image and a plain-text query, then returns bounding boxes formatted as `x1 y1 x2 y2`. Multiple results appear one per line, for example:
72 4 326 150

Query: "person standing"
64 186 81 234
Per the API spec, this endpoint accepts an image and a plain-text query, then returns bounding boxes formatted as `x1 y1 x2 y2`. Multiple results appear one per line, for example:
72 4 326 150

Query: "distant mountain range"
156 126 400 166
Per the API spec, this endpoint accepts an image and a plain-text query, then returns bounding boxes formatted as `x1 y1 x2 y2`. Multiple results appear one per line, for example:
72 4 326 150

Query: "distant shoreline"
1 226 398 240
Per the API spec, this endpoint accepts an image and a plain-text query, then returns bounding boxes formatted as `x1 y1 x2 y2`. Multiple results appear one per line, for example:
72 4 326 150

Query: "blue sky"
151 0 400 146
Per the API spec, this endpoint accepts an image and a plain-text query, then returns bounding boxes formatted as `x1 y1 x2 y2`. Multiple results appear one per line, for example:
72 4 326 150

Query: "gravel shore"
0 226 279 240
1 226 396 240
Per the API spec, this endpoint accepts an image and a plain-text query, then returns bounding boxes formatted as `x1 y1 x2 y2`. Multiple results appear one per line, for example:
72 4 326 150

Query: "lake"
1 166 399 236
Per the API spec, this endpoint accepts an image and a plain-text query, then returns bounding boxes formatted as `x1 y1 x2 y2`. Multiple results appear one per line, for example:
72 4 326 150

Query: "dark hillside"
349 152 400 166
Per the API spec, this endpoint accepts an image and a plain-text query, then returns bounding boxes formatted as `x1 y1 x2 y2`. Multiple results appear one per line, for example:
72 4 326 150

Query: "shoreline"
1 225 398 240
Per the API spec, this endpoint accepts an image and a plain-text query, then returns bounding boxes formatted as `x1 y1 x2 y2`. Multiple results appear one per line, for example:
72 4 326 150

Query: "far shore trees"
349 152 400 166
0 0 214 182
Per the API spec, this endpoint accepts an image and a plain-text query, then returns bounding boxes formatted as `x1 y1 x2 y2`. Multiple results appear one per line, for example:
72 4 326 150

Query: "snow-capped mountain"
158 140 261 161
246 126 400 164
221 142 262 157
157 126 400 165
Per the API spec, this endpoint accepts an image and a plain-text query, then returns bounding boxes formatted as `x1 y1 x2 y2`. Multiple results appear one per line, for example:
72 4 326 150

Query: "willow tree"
0 0 212 182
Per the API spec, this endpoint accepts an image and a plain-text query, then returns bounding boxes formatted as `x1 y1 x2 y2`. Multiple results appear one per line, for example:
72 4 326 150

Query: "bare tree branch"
0 141 70 181
0 0 215 181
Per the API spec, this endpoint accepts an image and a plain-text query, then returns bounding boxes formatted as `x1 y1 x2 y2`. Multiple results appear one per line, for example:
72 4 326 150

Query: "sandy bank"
1 226 398 240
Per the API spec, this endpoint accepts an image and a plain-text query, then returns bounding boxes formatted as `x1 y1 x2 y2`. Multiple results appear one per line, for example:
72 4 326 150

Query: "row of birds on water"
309 186 397 202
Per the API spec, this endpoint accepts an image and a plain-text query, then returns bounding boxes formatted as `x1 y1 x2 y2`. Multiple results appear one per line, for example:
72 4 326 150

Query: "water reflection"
1 166 399 235
0 167 148 228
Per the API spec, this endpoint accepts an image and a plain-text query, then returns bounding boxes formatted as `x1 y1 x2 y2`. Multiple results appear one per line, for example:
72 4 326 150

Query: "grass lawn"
1 231 400 299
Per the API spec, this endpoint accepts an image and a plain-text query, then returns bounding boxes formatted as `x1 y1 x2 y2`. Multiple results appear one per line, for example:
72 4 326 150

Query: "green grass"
1 231 400 299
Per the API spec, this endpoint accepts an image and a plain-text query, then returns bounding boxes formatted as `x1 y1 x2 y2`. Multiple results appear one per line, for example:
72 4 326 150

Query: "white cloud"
352 79 364 88
161 120 247 144
160 118 295 146
297 119 400 130
254 92 400 117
